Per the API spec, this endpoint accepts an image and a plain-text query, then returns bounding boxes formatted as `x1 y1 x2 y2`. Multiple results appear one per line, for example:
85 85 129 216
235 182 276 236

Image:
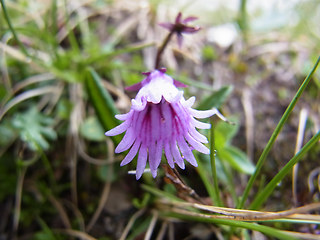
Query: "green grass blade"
250 130 320 209
238 0 248 40
0 0 29 57
238 56 320 209
85 67 121 145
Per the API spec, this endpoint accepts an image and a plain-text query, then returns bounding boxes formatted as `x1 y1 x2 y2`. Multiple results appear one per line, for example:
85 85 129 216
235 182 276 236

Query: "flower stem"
155 31 175 69
210 119 223 207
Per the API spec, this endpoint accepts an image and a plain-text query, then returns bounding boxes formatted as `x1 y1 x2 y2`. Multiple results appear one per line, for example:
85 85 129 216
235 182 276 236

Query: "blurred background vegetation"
0 0 319 239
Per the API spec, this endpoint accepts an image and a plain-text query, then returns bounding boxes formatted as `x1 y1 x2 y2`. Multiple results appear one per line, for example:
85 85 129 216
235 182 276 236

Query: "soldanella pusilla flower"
105 68 217 179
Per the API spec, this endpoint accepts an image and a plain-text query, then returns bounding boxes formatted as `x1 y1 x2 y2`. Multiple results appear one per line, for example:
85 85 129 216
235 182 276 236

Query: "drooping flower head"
105 69 216 179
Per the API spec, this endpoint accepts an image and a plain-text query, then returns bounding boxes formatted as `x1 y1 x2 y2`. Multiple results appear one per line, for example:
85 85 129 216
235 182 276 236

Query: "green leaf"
199 154 228 184
85 67 121 145
197 85 233 110
12 107 57 151
214 118 239 147
218 146 255 174
80 116 105 141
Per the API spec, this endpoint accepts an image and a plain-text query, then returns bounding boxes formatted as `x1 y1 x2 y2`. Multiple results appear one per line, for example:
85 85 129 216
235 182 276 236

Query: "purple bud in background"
159 12 201 48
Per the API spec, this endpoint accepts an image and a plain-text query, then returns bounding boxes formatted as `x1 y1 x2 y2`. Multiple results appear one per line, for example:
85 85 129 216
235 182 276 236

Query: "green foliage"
218 146 254 174
197 85 233 110
215 120 255 174
80 116 105 142
12 107 57 151
1 0 320 239
85 67 122 144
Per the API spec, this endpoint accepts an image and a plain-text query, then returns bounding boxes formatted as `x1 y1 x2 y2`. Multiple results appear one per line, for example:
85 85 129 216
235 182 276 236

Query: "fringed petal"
164 142 175 168
171 141 185 169
115 110 133 121
185 133 210 154
115 128 135 153
131 97 147 111
105 120 130 136
191 118 211 129
181 96 195 108
120 140 141 166
161 102 173 141
189 108 217 119
106 69 217 179
188 126 208 143
133 106 148 135
150 140 163 178
136 144 148 180
170 102 189 133
177 136 198 167
151 104 161 141
148 142 156 168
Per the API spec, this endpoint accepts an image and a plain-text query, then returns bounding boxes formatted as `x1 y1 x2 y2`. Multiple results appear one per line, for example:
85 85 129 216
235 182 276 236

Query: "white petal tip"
190 162 198 167
176 162 185 169
115 148 122 154
203 149 210 155
105 131 111 136
183 96 196 107
151 170 157 178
